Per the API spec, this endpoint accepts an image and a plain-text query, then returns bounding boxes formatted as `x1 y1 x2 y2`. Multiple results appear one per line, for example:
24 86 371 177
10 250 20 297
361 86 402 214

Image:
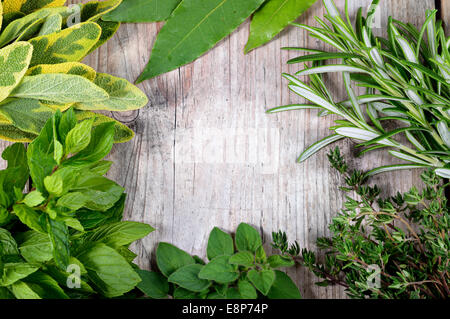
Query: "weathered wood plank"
442 0 449 34
68 0 434 299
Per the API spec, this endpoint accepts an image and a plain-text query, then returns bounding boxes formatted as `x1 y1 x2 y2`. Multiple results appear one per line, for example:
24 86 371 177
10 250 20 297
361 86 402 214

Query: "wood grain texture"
442 0 449 34
65 0 433 298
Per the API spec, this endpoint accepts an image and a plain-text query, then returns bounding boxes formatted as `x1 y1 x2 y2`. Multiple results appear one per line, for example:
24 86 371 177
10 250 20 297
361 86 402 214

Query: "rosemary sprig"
270 0 450 178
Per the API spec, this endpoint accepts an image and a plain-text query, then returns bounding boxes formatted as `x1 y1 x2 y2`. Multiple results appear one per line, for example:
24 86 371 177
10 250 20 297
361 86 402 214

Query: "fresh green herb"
103 0 318 81
136 223 301 299
269 0 450 178
277 147 449 299
0 0 147 144
0 110 154 299
245 0 318 54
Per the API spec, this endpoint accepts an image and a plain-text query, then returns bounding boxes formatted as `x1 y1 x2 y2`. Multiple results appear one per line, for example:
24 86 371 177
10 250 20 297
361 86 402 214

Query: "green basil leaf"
69 172 124 211
168 264 211 292
76 243 141 298
235 223 262 253
56 192 87 211
156 242 195 277
136 0 266 82
27 116 56 193
58 107 77 144
245 0 317 53
198 255 239 284
267 270 301 299
18 230 52 263
46 217 70 270
13 204 46 233
22 270 69 299
74 110 134 144
61 122 115 168
247 269 275 296
10 280 41 299
65 117 95 155
83 221 154 248
23 190 45 207
44 167 77 197
0 228 19 256
103 0 182 22
0 262 39 286
207 227 234 261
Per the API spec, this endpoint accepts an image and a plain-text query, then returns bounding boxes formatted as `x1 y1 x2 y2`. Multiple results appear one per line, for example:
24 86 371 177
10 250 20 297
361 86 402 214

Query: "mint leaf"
23 190 45 207
198 255 239 284
65 117 95 155
168 264 211 292
156 242 195 277
229 251 254 267
267 270 301 299
247 269 275 296
207 227 234 260
235 223 262 253
136 269 169 299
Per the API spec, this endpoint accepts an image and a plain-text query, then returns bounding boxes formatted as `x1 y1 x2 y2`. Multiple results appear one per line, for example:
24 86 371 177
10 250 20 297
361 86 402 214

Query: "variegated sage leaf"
26 62 97 81
0 123 36 142
0 2 3 31
28 22 102 67
74 73 148 111
15 17 46 42
2 0 66 15
10 73 109 104
75 110 135 143
0 8 59 47
87 20 120 55
0 98 55 134
81 0 122 22
38 13 62 36
0 41 33 103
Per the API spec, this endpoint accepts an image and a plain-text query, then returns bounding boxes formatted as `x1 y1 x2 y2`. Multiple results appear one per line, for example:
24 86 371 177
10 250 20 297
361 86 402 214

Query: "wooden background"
1 0 446 298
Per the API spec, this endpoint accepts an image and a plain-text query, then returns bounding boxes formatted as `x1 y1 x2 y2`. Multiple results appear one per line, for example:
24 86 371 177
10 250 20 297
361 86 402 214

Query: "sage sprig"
0 0 148 143
270 0 450 178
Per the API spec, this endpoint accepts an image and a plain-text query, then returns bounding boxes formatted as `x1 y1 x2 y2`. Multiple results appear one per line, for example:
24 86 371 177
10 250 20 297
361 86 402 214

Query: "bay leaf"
102 0 182 22
136 0 266 82
245 0 317 53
